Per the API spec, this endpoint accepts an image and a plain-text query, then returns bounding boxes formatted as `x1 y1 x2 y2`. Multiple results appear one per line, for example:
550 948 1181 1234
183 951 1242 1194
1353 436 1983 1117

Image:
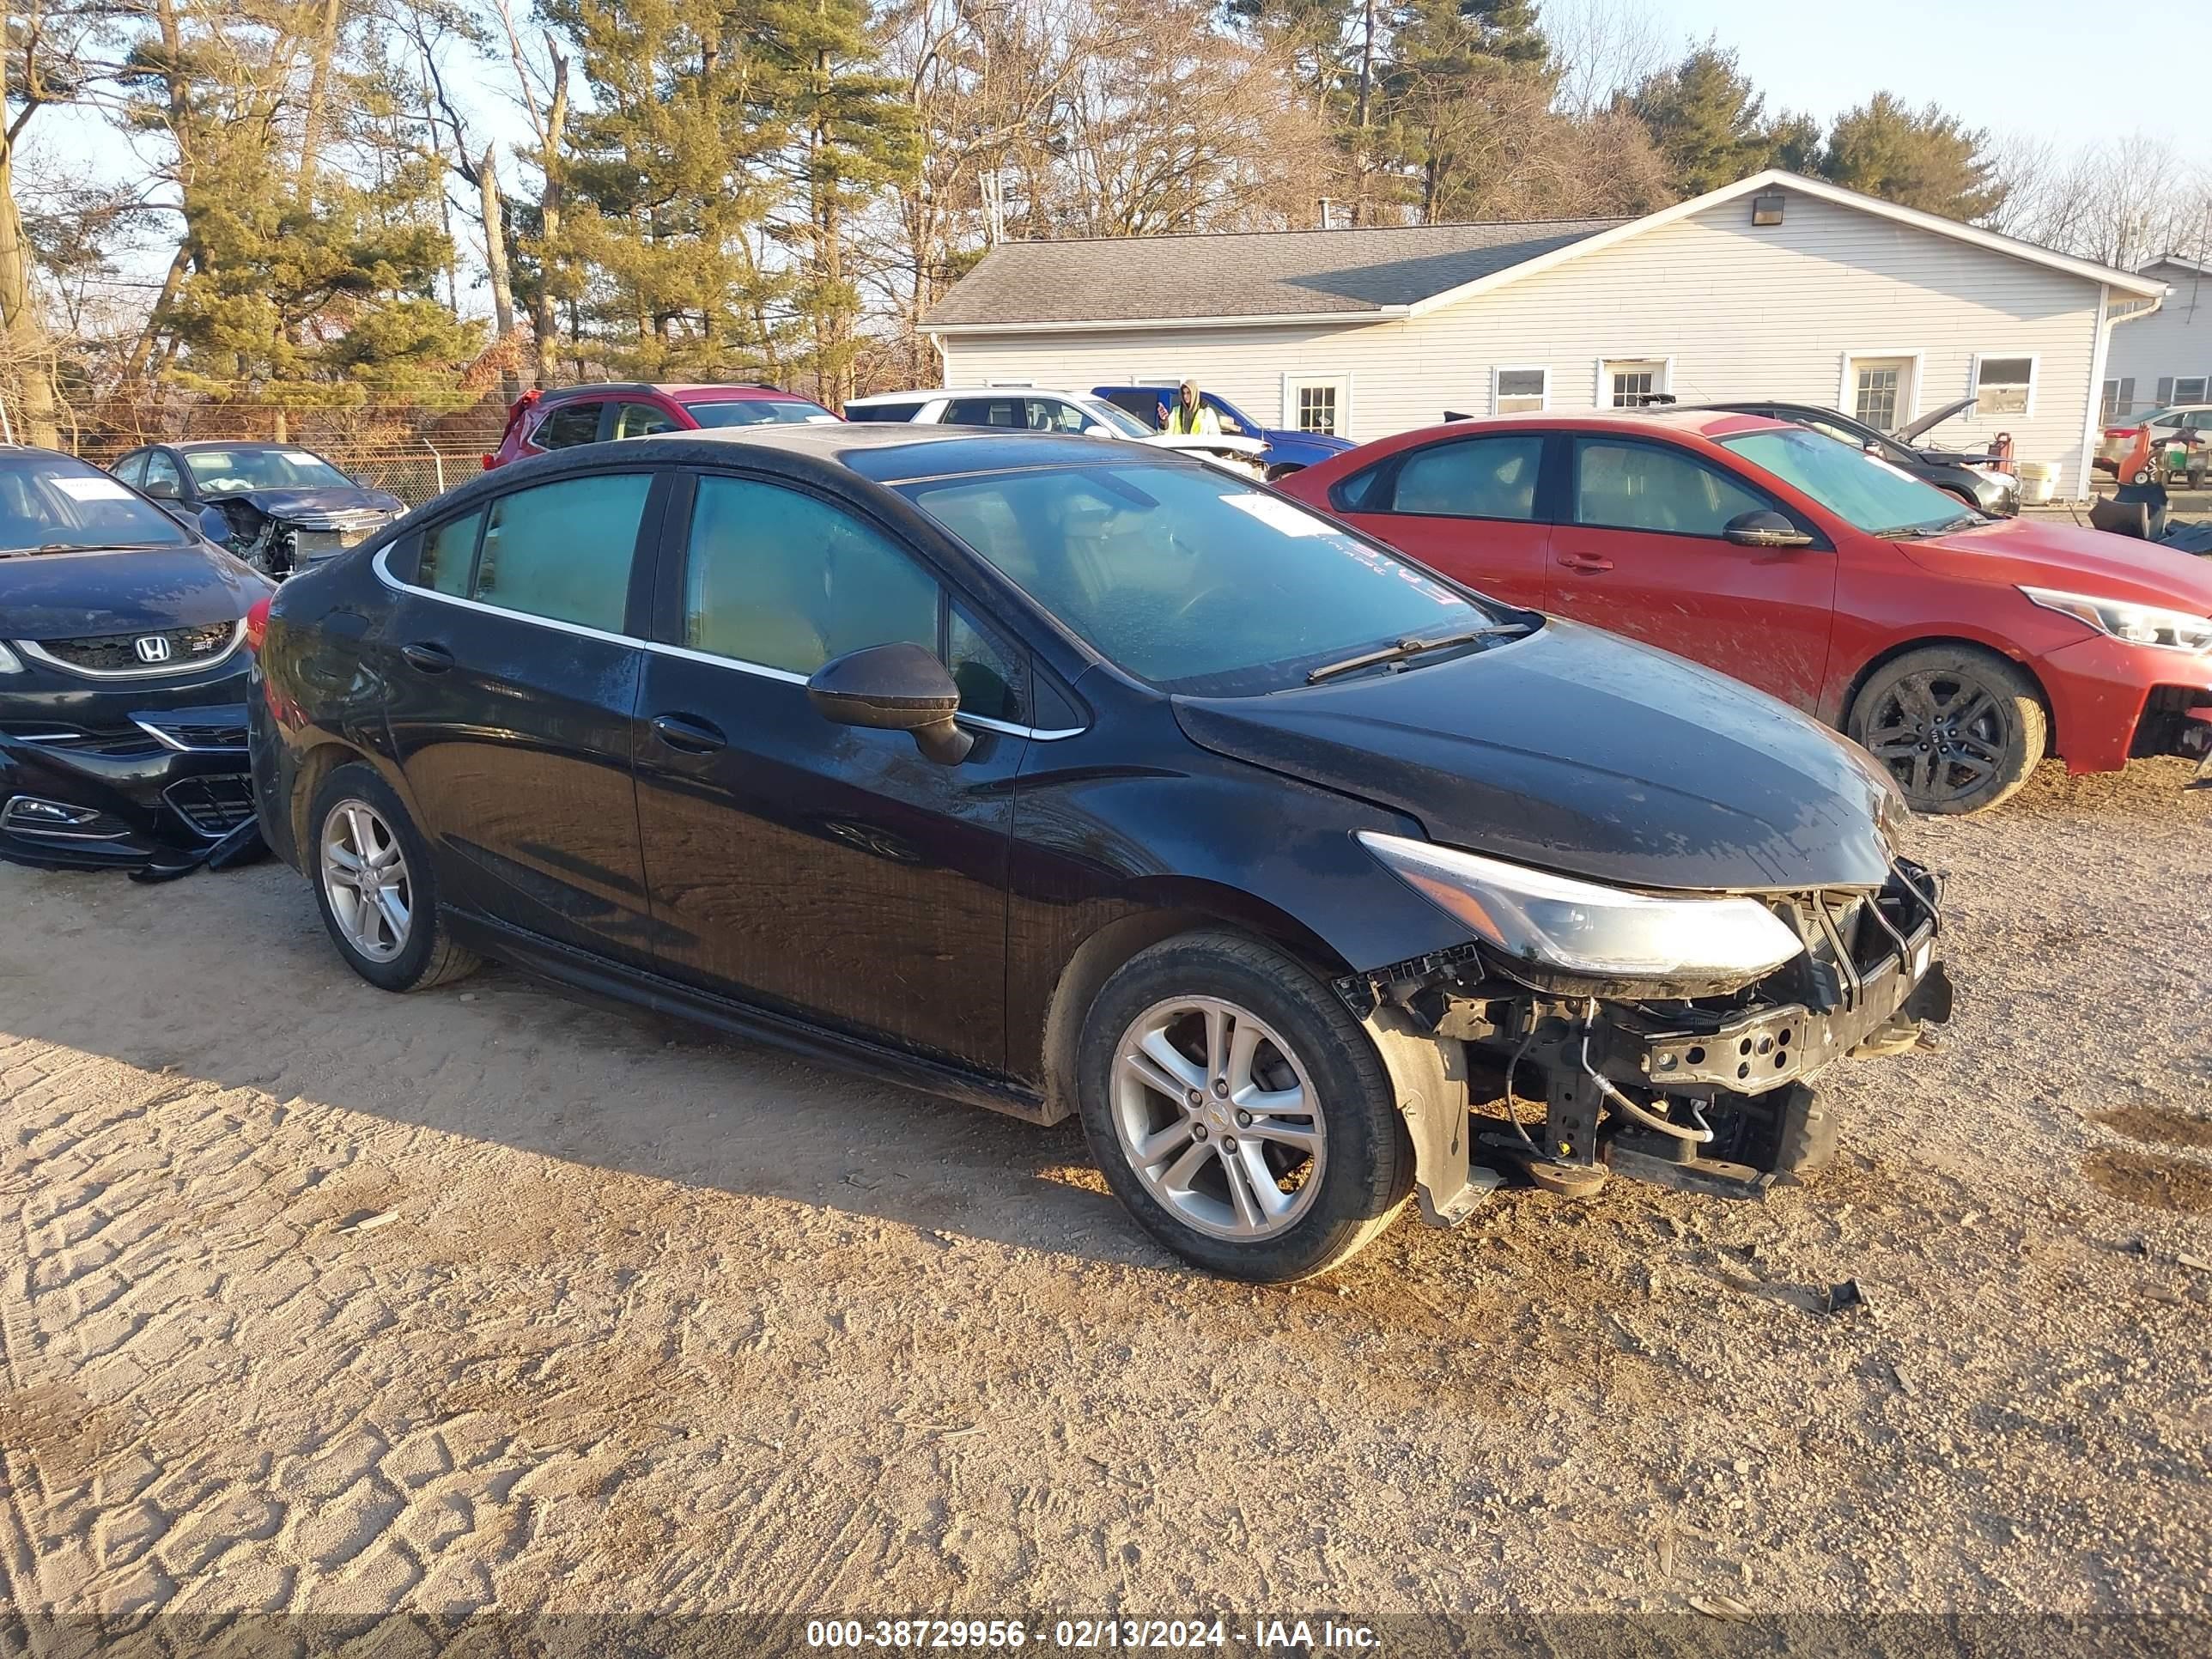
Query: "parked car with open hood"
251 423 1948 1280
1279 409 2212 815
1695 397 2020 517
842 386 1271 478
1 447 270 872
110 441 406 579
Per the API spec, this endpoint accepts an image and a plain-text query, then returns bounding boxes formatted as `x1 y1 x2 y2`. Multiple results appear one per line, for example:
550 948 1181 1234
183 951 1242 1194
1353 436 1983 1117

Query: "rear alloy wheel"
1848 646 2047 815
1077 931 1412 1281
307 763 479 993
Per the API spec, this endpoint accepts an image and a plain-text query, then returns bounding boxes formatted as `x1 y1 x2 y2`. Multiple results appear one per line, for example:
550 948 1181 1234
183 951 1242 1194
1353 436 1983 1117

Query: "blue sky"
1637 0 2179 150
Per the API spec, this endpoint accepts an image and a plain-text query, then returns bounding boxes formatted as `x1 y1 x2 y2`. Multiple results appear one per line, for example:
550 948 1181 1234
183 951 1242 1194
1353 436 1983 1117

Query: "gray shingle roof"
923 218 1631 328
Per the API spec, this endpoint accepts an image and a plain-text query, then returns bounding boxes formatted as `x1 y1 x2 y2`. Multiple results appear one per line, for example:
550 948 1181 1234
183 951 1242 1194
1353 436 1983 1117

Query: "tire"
2132 466 2156 485
1075 930 1413 1281
1846 645 2047 816
306 763 479 993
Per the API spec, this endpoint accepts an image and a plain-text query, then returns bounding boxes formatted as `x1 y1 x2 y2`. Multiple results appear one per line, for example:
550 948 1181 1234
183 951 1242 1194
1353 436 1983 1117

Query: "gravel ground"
1 758 2208 1654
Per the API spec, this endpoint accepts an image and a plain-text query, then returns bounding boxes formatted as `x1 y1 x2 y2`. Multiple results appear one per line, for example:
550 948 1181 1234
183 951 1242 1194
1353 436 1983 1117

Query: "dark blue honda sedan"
249 424 1949 1280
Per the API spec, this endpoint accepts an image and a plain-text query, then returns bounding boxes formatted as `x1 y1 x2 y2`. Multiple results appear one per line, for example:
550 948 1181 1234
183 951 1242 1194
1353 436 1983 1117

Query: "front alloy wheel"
320 799 412 962
1849 645 2047 815
1077 931 1413 1281
1111 995 1327 1242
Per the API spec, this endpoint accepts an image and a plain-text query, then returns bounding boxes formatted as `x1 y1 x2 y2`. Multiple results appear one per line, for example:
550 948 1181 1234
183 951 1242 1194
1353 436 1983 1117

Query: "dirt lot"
3 760 2209 1650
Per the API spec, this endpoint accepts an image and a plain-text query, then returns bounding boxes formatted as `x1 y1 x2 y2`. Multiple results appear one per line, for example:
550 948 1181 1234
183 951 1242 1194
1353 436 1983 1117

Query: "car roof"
1409 408 1795 441
167 440 331 452
846 386 1109 405
537 381 810 403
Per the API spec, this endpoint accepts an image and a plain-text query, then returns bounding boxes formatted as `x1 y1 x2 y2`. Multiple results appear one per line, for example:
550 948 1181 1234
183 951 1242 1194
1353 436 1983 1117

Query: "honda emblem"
133 635 173 665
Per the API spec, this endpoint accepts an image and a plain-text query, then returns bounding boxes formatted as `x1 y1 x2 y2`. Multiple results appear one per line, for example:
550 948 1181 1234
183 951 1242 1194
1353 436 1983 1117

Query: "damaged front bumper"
1341 858 1953 1224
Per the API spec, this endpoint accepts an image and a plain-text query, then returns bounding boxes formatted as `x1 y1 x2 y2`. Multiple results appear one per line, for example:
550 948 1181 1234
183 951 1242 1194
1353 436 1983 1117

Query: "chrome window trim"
14 618 246 680
371 546 1084 740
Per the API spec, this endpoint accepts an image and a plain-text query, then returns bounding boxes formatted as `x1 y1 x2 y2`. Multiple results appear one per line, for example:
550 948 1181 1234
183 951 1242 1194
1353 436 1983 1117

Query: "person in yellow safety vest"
1158 380 1221 437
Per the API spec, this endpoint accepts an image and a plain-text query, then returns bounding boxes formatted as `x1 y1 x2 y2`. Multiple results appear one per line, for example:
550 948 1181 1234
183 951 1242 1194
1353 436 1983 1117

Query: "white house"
921 170 2166 499
2103 255 2212 418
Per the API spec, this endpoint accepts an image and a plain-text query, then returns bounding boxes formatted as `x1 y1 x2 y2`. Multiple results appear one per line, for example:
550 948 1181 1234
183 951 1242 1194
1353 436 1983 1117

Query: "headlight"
1358 831 1806 991
0 641 21 673
2021 586 2212 653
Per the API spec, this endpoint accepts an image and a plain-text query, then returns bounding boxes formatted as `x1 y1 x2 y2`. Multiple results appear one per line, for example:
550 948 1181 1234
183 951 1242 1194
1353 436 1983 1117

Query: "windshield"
0 454 191 552
1723 427 1973 537
683 398 834 428
184 447 353 493
1073 398 1152 438
899 460 1501 694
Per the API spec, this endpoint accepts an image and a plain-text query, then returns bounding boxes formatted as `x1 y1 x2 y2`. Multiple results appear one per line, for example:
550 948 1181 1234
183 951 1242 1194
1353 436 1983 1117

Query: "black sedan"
0 448 270 872
1698 398 2020 517
250 425 1952 1280
109 441 406 578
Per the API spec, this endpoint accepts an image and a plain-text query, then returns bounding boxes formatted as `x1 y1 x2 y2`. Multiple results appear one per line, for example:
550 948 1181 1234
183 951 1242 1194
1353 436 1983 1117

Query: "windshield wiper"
1874 514 1980 539
3 540 173 556
1306 623 1532 684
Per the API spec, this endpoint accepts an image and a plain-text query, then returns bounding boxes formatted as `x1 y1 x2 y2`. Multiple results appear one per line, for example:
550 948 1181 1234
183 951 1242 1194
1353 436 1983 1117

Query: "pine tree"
1820 93 2008 222
1625 45 1779 198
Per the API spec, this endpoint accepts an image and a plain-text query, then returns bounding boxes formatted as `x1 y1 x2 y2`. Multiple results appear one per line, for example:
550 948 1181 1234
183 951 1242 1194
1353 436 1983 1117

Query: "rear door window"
943 397 1025 429
1573 440 1768 537
473 473 652 629
612 401 679 440
536 401 604 450
112 452 149 488
1388 434 1545 520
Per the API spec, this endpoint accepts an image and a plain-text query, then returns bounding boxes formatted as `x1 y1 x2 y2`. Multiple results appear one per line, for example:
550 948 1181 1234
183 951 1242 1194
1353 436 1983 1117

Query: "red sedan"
1276 410 2212 814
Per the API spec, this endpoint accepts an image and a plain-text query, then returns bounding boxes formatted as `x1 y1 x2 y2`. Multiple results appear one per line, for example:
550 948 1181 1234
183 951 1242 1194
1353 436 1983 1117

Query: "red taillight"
245 594 273 653
482 453 496 470
2106 426 2142 439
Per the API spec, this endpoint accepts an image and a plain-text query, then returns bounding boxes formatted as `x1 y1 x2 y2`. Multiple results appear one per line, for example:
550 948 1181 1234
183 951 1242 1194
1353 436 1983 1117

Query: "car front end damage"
1338 843 1952 1224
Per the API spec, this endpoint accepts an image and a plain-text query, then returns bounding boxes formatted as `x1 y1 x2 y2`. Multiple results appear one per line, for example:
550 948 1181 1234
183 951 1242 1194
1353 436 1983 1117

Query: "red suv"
1276 410 2212 814
484 382 836 470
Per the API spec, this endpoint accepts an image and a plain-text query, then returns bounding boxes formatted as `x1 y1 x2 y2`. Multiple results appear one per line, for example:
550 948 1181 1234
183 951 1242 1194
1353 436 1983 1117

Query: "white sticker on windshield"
1218 490 1328 536
53 476 133 502
282 450 321 465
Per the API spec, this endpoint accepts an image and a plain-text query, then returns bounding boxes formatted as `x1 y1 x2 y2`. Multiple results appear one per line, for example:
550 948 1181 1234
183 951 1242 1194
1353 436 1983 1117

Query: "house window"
1604 358 1669 407
2102 378 2137 421
1285 376 1348 435
1493 367 1547 415
1849 356 1917 430
1972 356 2035 416
2173 375 2208 405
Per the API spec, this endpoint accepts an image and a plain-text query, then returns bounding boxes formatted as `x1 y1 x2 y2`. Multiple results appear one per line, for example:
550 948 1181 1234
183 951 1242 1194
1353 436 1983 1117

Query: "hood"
0 544 267 639
1273 430 1356 453
1899 516 2212 611
1139 432 1269 459
1172 619 1898 894
214 484 403 521
1891 394 1977 443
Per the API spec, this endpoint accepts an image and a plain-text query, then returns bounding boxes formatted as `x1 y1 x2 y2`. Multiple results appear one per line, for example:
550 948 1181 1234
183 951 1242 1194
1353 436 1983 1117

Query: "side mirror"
805 641 974 765
1723 509 1814 549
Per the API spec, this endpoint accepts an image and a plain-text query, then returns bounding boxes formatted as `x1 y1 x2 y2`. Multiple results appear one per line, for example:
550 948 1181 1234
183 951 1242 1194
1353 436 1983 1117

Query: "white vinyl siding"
937 187 2108 494
2104 262 2212 420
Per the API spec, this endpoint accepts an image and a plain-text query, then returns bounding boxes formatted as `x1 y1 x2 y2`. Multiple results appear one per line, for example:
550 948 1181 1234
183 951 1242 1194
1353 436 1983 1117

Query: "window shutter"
2120 378 2136 411
2157 376 2175 404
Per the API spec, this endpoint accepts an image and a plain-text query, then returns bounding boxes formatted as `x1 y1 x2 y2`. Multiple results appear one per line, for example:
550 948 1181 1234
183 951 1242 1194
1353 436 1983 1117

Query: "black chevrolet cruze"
0 447 270 872
251 425 1953 1279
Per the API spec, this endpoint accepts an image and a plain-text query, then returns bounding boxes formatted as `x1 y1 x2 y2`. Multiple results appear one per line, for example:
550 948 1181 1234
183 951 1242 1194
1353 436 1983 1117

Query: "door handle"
401 641 454 672
1556 552 1615 574
651 713 727 754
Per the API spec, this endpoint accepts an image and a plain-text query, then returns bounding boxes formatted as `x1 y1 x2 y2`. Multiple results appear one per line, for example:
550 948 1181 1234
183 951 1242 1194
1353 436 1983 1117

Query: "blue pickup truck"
1090 386 1355 476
